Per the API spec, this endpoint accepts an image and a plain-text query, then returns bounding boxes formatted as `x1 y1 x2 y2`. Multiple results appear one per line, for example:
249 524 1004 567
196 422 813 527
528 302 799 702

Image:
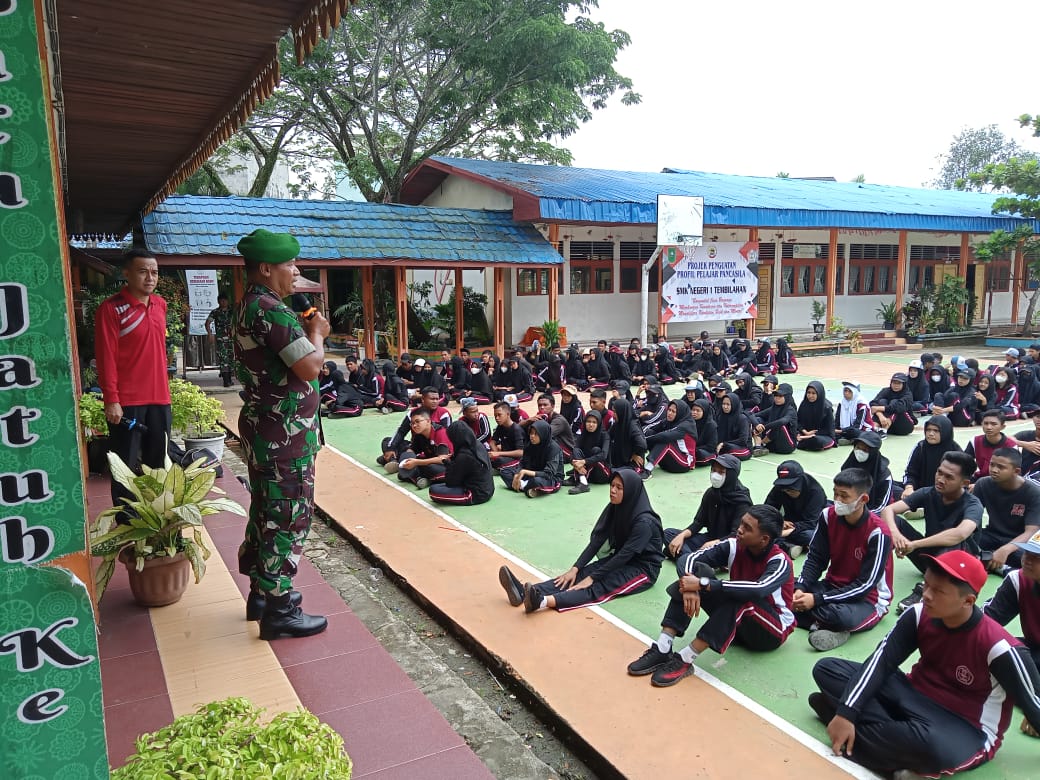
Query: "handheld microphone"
290 293 318 320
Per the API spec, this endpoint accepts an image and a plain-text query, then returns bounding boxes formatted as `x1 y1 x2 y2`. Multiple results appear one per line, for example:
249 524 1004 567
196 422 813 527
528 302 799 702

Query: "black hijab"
711 453 753 505
975 372 996 409
840 431 891 505
797 380 834 434
522 419 560 471
577 409 609 453
608 399 646 466
662 399 698 438
716 391 749 445
587 348 610 380
918 414 963 483
1019 364 1040 405
655 345 678 378
447 420 491 471
590 469 664 552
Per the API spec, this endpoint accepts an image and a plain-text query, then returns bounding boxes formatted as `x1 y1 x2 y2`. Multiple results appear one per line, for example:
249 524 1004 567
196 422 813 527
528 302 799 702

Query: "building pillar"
747 228 759 340
1012 249 1024 326
395 266 409 357
895 230 908 323
361 265 375 360
318 267 329 318
493 268 506 356
548 265 558 323
454 268 464 353
959 233 971 326
826 228 838 329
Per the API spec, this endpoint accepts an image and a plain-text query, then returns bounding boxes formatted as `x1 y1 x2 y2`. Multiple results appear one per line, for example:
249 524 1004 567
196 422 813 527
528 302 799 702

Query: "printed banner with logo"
660 242 760 323
0 2 109 777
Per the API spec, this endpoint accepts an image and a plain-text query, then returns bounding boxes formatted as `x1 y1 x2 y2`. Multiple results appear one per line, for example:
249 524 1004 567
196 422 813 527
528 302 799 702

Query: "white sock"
538 596 548 610
519 478 529 490
678 645 699 664
645 461 654 472
656 632 673 653
579 474 588 485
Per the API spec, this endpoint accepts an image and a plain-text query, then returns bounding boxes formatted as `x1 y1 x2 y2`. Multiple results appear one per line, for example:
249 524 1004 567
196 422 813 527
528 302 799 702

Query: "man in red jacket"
94 249 172 512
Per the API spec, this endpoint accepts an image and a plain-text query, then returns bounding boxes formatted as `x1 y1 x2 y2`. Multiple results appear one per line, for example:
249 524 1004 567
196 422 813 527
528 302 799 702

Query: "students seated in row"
972 448 1040 573
690 398 719 466
396 408 452 489
663 454 752 559
985 528 1040 673
606 399 648 475
488 401 525 470
715 391 753 459
965 409 1018 480
377 387 450 473
498 469 664 612
644 399 699 476
752 383 797 456
930 368 977 425
626 504 794 688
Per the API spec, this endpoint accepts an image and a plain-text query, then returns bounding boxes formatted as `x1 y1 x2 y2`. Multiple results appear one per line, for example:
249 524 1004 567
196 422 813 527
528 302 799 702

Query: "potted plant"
539 319 566 347
112 697 353 778
90 449 245 606
78 392 111 474
875 299 898 330
169 377 227 458
810 299 826 340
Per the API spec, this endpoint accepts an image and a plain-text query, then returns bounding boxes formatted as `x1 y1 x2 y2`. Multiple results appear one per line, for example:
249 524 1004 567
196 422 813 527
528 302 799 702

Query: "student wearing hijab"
412 358 450 406
765 460 829 559
318 360 345 406
499 419 563 497
495 355 535 403
605 343 632 383
429 421 496 505
584 347 612 389
759 374 778 405
631 347 656 383
607 399 648 475
930 368 978 426
795 381 837 451
753 383 798 455
906 360 931 413
840 431 894 513
536 352 566 393
690 398 719 466
706 341 731 376
566 409 611 493
1018 361 1040 417
637 383 668 436
752 338 777 376
836 381 872 445
645 399 699 474
901 414 964 500
728 339 752 374
663 454 752 558
733 372 764 413
972 372 996 423
926 360 951 397
716 391 753 460
654 344 679 385
869 373 917 436
993 366 1021 419
776 337 798 374
499 469 665 613
564 345 588 390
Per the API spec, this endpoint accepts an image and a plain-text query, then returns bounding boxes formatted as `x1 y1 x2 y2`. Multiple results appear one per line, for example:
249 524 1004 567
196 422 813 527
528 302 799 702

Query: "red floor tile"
104 694 175 769
358 745 494 780
101 650 167 707
97 611 157 659
204 524 246 550
291 559 327 587
270 611 378 667
295 582 351 617
282 647 416 715
203 512 247 530
320 690 465 776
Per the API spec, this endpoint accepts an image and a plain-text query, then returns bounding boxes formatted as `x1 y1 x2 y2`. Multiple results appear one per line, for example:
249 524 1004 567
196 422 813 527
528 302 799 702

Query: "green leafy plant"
827 315 847 338
875 299 899 326
540 319 562 347
933 274 972 331
90 449 245 600
78 393 108 440
112 696 352 779
169 378 227 437
810 299 826 325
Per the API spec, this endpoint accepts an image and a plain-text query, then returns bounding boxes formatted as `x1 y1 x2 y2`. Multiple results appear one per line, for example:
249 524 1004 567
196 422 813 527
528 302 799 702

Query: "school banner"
660 242 760 323
0 2 109 777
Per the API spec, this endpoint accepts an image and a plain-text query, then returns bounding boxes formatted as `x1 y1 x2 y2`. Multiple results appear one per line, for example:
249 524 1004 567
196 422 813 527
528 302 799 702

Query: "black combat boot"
246 588 302 621
258 592 327 640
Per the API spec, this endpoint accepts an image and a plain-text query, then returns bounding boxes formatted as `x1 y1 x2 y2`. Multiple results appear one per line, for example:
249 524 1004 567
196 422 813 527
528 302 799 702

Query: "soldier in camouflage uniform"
234 229 330 640
205 293 235 386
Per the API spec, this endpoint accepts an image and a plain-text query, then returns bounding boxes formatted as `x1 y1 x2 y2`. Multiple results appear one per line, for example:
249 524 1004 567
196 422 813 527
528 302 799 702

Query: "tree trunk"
1023 287 1040 335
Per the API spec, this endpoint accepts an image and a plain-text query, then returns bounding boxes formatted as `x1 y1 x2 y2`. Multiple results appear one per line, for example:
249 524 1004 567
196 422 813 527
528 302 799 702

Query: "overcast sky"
563 0 1040 187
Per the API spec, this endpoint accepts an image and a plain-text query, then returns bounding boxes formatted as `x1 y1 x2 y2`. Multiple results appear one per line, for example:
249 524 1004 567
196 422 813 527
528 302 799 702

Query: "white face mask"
500 366 508 373
853 449 870 463
930 373 942 382
709 472 726 489
996 375 1007 385
833 499 860 517
471 367 482 375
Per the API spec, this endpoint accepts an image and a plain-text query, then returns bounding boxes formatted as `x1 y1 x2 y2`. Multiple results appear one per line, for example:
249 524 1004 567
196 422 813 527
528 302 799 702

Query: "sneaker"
808 629 851 652
877 429 888 439
380 406 390 415
752 447 768 457
787 545 804 560
376 455 387 466
525 487 541 498
561 475 576 487
836 437 852 446
627 645 672 676
568 482 590 495
896 581 924 614
384 460 399 474
498 566 524 607
523 584 541 613
807 692 837 724
415 477 430 490
640 469 652 481
650 654 695 687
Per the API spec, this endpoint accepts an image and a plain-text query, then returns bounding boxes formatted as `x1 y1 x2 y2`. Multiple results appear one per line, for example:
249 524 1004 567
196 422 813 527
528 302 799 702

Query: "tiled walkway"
89 470 492 778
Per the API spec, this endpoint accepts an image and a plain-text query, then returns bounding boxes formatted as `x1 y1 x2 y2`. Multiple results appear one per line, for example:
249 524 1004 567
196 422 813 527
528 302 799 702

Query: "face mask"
996 375 1007 385
833 499 860 517
500 366 508 373
853 449 870 463
708 472 726 489
930 373 942 382
471 367 482 375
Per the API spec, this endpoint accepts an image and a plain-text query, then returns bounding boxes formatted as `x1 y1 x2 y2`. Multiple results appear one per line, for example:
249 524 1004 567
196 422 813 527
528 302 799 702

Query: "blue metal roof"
429 156 1040 233
141 195 563 265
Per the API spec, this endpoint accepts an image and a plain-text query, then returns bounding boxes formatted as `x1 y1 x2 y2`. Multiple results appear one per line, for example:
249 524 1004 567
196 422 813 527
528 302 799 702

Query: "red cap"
922 550 987 594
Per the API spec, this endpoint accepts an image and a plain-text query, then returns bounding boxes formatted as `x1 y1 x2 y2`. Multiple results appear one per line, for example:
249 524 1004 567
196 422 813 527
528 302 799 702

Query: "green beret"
237 229 300 265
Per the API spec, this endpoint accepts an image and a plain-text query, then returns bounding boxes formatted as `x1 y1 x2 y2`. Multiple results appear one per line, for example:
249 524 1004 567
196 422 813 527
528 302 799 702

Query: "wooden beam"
548 265 558 322
747 228 758 340
395 266 409 358
361 266 375 360
454 268 464 353
231 266 244 304
1012 249 1024 326
493 268 505 356
318 267 329 318
960 233 971 326
826 228 838 329
895 230 908 320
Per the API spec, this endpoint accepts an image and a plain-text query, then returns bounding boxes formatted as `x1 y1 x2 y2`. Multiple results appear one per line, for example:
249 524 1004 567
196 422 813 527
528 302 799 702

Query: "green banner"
0 1 109 777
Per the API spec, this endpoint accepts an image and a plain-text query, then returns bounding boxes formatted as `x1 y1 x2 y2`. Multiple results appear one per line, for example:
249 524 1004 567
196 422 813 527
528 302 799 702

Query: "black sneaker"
640 469 652 481
561 475 576 487
498 566 524 607
650 654 695 687
568 482 590 495
523 584 541 613
627 645 672 676
808 692 837 724
896 581 924 615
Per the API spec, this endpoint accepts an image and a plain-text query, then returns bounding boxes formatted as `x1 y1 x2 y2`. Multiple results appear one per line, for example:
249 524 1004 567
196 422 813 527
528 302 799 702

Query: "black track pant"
811 658 991 776
895 515 973 573
529 558 655 611
794 589 883 634
976 527 1024 568
108 403 172 512
661 579 788 654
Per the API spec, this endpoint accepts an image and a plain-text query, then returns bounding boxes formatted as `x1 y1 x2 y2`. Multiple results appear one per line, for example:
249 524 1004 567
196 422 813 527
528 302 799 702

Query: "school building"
399 156 1040 344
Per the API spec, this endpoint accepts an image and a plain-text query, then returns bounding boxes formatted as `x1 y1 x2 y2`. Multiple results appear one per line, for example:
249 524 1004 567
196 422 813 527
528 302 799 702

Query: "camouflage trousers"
215 334 234 374
238 456 316 596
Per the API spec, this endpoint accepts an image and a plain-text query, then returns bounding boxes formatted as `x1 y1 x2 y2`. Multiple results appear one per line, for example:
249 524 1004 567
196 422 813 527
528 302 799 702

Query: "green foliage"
810 299 826 324
540 319 562 347
169 378 227 436
933 274 972 331
875 299 899 326
78 393 108 439
826 315 847 338
112 697 352 779
156 275 189 346
932 124 1037 189
427 287 491 343
90 449 245 601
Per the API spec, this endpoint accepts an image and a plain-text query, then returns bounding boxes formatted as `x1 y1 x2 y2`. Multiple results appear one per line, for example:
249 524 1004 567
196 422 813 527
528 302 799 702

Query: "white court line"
323 444 878 780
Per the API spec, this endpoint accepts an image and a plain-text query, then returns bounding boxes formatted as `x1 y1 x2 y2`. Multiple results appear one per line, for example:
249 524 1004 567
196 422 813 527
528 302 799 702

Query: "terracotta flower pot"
121 550 192 607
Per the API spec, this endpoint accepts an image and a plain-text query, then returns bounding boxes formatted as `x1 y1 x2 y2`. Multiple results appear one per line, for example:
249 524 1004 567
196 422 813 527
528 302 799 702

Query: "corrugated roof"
141 196 563 265
417 156 1040 233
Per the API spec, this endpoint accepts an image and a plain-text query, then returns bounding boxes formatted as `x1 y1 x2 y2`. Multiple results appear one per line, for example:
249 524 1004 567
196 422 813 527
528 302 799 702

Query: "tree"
930 124 1037 189
962 115 1040 330
278 0 639 202
851 173 865 183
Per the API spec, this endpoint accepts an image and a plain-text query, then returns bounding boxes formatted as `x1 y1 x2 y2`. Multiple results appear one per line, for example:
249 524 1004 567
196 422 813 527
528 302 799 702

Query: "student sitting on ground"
765 460 828 560
881 451 982 614
566 410 611 493
488 401 525 471
993 366 1021 420
965 409 1018 481
429 421 495 506
664 454 752 559
520 393 576 460
808 551 1040 778
930 368 978 425
1015 411 1040 479
645 399 699 476
839 431 894 514
605 399 648 475
458 397 491 449
751 338 777 376
753 383 798 456
775 337 798 374
636 383 668 435
733 372 763 413
901 414 963 500
715 391 753 460
792 468 894 652
972 448 1040 573
626 504 794 688
396 408 452 489
985 528 1040 673
458 362 493 405
795 381 837 452
498 469 664 612
689 398 718 466
558 384 585 438
378 388 450 473
835 381 872 445
869 373 917 436
1018 361 1040 418
499 419 563 498
973 371 996 422
905 359 932 414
